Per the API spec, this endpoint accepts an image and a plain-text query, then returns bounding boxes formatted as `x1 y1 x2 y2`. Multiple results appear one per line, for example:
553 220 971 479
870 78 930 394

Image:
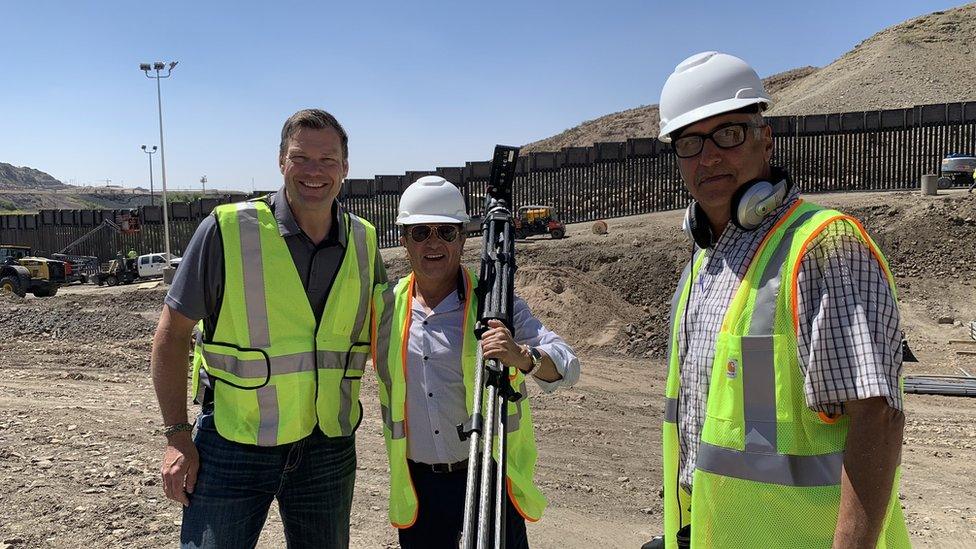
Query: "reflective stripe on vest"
198 200 376 446
663 200 908 547
372 268 547 526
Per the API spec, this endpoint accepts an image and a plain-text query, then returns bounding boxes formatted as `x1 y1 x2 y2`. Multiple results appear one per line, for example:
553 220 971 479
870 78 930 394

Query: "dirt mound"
515 265 642 349
524 3 975 151
514 223 689 358
843 193 976 280
0 292 159 341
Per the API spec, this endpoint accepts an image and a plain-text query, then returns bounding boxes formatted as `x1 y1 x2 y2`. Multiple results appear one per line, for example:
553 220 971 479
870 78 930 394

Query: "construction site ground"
1 188 975 548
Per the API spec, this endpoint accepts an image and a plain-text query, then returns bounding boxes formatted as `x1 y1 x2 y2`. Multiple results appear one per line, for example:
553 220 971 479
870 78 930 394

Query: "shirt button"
423 356 428 361
423 320 428 326
434 430 439 435
428 392 433 397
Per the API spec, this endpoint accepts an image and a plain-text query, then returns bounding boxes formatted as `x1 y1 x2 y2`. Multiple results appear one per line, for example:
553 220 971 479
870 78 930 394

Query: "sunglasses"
406 224 460 243
673 122 763 158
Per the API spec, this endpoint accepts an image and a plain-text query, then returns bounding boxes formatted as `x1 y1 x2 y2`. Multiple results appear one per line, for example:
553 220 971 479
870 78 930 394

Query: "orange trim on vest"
720 199 804 333
393 273 419 529
844 216 894 286
790 214 889 333
755 199 805 261
507 477 540 523
818 411 841 424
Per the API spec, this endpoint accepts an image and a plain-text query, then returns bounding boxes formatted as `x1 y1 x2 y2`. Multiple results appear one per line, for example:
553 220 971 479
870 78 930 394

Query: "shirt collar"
268 185 348 247
410 272 466 316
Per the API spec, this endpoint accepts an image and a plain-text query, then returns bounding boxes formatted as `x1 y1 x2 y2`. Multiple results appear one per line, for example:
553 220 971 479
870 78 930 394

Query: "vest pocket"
702 333 744 449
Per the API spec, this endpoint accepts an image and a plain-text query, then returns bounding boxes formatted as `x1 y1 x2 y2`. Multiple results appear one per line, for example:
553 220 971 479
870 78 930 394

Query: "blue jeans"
180 411 356 549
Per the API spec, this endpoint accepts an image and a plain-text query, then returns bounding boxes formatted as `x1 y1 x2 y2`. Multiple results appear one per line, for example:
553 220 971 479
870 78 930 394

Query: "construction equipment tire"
550 228 565 239
0 276 25 298
105 275 118 287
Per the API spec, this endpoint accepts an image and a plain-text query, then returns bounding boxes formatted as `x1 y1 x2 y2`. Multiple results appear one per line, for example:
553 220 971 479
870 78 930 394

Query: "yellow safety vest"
370 268 547 528
191 199 377 446
663 200 910 548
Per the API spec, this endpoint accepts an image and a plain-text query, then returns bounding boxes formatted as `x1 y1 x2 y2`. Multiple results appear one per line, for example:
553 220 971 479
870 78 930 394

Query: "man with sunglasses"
650 52 909 548
151 109 385 548
371 176 580 548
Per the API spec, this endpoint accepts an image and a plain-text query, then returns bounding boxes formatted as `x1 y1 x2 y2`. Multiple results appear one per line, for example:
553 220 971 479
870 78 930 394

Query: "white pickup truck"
136 253 181 278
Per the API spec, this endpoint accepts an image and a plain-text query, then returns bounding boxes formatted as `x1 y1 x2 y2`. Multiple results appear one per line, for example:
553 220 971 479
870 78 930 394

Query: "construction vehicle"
939 153 976 189
92 257 138 287
0 244 66 298
513 205 566 239
52 253 99 284
92 252 180 286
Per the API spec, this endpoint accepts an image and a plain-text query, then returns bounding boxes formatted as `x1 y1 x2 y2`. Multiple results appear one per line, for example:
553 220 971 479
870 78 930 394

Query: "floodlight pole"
141 61 178 264
141 145 157 206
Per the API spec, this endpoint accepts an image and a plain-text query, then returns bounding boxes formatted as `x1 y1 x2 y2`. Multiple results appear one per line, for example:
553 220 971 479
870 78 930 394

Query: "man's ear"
399 235 407 248
762 125 774 163
279 153 286 174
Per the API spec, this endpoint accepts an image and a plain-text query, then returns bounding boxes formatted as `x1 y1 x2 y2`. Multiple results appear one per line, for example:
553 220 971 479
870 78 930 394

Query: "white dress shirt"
404 288 580 465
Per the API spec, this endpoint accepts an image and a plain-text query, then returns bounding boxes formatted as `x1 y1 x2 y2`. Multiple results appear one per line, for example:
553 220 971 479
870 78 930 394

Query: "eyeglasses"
407 224 460 243
673 122 763 159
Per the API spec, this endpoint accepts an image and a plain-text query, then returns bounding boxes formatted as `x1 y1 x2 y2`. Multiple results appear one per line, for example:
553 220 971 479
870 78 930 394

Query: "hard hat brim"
396 213 470 226
658 97 771 143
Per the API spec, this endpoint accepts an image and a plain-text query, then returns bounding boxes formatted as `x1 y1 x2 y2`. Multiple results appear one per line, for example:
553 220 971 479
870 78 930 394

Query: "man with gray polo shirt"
150 108 385 549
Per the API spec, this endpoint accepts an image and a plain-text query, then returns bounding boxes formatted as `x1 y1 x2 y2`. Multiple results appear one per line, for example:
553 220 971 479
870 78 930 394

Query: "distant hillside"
522 67 817 154
0 163 67 191
523 2 976 152
768 4 976 115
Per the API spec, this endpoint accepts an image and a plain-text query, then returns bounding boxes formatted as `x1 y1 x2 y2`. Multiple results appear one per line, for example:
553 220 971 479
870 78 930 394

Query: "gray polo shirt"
165 186 387 334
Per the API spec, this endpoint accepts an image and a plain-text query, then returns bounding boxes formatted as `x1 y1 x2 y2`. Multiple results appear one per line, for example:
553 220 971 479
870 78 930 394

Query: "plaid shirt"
675 186 903 490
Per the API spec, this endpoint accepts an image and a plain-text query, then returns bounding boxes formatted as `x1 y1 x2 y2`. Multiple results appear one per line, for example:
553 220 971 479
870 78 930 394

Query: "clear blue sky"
0 0 963 191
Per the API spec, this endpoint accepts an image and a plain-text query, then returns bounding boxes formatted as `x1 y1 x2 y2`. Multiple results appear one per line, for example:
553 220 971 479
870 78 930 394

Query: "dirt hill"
522 66 818 154
0 163 66 191
523 2 976 152
768 3 976 115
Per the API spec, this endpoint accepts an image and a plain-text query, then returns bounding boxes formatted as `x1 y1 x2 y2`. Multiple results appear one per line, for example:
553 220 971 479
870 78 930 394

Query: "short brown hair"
279 109 349 159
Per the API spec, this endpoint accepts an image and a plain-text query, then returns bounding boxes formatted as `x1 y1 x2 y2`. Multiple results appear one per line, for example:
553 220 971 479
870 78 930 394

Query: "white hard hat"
658 51 772 142
396 175 470 225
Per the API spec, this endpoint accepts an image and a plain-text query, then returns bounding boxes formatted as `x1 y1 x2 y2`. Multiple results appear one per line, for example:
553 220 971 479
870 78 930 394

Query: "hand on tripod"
480 319 532 371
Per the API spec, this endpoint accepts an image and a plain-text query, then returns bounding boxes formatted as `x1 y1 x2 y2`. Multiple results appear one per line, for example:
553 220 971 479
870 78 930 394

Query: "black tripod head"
484 145 519 212
476 145 520 339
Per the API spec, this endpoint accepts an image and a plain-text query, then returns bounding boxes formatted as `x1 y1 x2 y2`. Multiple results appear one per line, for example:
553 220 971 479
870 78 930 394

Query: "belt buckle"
431 460 465 473
431 463 449 473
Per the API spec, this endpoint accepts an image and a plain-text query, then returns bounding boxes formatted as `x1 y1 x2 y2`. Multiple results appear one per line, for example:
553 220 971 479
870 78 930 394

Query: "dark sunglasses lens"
713 125 746 148
674 136 703 158
409 226 432 242
436 226 459 242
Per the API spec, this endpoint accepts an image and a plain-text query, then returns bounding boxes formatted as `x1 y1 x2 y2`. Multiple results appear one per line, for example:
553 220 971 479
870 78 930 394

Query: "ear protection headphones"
682 167 792 249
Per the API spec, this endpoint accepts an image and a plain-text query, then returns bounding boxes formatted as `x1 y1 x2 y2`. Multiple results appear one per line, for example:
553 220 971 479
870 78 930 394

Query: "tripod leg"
477 381 499 549
494 389 508 549
461 350 487 549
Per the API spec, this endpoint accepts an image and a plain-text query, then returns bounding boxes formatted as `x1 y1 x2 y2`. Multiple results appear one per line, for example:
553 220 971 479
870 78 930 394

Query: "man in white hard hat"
650 52 910 548
370 176 580 548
